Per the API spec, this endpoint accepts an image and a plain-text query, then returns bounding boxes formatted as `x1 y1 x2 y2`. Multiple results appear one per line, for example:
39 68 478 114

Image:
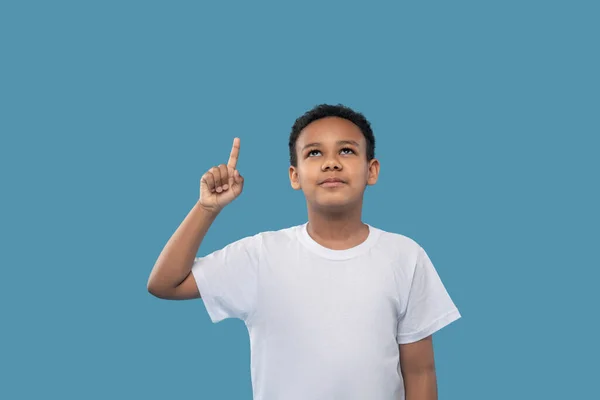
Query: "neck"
305 201 368 249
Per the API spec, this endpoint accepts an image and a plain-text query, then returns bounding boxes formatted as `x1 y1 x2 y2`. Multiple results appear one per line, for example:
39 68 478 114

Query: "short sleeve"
396 246 461 344
191 233 262 324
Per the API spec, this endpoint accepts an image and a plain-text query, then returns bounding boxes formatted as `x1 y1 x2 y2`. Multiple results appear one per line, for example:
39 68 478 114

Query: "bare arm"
147 138 243 300
400 335 438 400
147 202 219 299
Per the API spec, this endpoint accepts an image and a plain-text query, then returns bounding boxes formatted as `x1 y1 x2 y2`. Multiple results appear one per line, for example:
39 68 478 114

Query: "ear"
289 166 302 190
366 158 380 185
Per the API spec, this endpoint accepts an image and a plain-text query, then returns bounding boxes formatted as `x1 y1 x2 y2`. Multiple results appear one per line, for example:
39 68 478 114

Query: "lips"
319 177 346 185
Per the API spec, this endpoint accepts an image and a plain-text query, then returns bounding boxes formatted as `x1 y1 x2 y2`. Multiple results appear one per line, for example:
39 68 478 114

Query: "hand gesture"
199 138 244 213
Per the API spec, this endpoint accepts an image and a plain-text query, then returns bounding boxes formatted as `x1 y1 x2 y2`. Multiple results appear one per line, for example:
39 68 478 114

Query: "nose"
321 157 342 171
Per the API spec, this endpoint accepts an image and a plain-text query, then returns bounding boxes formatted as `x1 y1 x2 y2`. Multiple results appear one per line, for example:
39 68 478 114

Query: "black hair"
288 103 376 167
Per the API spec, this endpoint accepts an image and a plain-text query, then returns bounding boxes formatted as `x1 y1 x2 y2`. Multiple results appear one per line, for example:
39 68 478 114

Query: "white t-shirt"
192 223 461 400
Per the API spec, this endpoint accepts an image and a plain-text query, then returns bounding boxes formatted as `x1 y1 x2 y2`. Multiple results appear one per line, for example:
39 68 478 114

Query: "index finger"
227 137 240 169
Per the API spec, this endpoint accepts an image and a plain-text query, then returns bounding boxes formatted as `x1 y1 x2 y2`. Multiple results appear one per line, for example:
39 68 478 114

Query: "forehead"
297 117 365 146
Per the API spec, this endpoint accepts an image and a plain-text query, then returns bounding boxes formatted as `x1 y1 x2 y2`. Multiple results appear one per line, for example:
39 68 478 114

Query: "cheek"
299 173 315 188
351 166 371 185
347 161 368 175
297 164 316 179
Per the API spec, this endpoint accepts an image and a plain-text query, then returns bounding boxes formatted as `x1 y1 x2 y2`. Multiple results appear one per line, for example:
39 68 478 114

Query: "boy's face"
289 116 380 211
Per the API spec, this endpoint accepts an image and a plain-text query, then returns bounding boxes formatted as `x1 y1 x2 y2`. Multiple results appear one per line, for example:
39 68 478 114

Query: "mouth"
319 178 346 187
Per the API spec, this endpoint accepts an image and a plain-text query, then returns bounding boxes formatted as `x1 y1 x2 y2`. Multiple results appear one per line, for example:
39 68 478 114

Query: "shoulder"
232 224 302 250
257 224 300 240
368 225 423 266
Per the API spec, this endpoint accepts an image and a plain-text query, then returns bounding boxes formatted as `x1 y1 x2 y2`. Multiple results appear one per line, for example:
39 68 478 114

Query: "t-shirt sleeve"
396 246 461 344
191 233 262 324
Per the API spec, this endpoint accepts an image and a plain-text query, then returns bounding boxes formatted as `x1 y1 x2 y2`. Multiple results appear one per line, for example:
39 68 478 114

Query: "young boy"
147 104 461 400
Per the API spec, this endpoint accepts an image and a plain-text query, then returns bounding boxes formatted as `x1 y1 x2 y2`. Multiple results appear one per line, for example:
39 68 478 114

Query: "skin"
289 116 380 249
289 117 438 399
147 138 242 300
149 125 439 398
400 335 438 400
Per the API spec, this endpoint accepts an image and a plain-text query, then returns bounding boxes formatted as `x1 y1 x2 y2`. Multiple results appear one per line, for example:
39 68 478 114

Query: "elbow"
147 280 178 300
147 280 165 299
147 283 159 298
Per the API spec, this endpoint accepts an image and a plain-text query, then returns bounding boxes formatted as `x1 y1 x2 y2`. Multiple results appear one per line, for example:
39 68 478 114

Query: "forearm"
403 369 438 400
147 201 219 294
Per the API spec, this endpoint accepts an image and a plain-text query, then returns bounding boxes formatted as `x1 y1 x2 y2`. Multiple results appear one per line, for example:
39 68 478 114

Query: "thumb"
234 169 244 185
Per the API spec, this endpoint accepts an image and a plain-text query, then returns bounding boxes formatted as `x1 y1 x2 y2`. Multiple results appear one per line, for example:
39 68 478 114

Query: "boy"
147 104 461 400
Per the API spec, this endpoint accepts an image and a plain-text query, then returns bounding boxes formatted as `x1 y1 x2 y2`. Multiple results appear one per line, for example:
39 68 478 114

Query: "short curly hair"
289 104 376 167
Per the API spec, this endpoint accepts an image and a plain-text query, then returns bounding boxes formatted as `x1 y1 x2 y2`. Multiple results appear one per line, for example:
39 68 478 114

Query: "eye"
307 149 321 157
340 147 355 155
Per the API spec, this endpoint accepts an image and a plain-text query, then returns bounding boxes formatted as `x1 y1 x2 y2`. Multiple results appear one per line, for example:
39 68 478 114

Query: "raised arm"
147 138 244 300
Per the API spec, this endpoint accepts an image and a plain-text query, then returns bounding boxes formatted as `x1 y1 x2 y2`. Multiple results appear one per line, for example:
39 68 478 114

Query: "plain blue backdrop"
1 1 598 399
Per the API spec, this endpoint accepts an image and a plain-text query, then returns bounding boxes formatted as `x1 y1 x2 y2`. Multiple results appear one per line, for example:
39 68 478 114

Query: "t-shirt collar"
296 222 381 260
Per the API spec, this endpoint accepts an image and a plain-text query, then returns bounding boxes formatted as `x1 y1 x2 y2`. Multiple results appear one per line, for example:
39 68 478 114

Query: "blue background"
1 1 598 398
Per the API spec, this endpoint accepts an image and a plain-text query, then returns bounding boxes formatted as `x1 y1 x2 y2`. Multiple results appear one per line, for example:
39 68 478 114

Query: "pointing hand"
199 138 244 213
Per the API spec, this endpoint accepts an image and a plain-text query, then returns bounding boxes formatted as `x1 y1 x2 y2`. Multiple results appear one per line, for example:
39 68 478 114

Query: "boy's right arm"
147 138 244 300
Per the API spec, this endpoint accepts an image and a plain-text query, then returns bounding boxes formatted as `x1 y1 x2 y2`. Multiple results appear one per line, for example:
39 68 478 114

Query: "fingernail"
222 184 229 190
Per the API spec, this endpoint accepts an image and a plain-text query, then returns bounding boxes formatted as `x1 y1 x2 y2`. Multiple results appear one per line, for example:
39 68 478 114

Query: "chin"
311 195 356 211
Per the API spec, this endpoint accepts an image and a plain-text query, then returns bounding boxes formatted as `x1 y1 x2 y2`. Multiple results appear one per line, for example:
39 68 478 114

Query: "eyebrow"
301 140 361 152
